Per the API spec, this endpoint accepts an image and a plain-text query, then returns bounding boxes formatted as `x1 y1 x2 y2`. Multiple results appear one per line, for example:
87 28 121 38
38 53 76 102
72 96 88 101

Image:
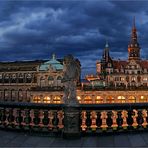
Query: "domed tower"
128 17 141 61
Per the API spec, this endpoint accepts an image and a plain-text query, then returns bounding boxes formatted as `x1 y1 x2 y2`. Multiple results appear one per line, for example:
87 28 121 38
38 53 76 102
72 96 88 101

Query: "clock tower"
128 18 141 61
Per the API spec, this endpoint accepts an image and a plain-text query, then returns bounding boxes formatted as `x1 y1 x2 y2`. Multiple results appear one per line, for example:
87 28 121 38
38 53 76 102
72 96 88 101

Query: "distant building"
95 19 148 88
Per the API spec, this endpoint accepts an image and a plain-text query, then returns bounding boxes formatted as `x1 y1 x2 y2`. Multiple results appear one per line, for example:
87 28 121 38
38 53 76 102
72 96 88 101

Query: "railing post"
63 105 80 139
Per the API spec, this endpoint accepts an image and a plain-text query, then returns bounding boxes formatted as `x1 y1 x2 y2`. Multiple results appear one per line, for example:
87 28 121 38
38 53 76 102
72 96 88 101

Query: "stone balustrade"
0 102 148 138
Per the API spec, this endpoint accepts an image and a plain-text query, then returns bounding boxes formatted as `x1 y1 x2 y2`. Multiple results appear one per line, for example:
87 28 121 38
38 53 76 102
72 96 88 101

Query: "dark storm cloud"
0 0 148 77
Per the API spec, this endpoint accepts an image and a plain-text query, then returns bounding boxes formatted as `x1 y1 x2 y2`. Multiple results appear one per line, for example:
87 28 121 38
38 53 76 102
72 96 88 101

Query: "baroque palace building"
95 20 148 88
0 19 148 104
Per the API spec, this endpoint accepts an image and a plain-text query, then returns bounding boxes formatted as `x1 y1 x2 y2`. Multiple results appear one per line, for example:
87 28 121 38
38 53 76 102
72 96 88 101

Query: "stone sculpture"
62 54 80 105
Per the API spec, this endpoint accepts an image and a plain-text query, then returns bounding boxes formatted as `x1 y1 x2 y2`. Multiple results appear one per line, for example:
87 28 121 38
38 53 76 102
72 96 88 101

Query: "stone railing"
0 102 148 138
0 102 64 136
80 103 148 133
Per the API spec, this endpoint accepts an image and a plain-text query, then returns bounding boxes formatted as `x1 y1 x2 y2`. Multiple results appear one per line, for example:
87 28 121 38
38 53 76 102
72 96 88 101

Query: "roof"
113 59 148 70
139 60 148 69
39 55 63 71
113 60 128 69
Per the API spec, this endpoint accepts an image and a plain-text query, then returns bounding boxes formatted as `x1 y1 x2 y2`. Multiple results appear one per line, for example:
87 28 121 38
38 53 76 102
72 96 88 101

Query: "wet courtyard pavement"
0 130 148 147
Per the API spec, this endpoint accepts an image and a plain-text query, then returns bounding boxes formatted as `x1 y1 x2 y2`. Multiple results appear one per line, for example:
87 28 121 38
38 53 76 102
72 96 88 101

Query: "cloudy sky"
0 0 148 77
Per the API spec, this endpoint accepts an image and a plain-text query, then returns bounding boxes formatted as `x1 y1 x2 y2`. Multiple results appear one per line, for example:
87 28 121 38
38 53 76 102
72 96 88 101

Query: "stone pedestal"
63 106 80 139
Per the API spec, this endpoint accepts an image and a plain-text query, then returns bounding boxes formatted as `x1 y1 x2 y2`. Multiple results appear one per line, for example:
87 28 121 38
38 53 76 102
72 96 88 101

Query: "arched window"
53 96 61 104
57 76 62 80
26 89 30 102
48 76 54 86
33 96 41 103
18 89 23 102
106 96 114 103
40 76 45 87
11 89 16 101
128 96 136 103
77 96 81 103
139 96 146 103
4 89 9 101
11 74 17 83
84 96 92 104
18 73 24 83
117 96 126 103
26 73 32 83
43 96 51 103
4 74 9 83
0 74 3 83
95 96 103 104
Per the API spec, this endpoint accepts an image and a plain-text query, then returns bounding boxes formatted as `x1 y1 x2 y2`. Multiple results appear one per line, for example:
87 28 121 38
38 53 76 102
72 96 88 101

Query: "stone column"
63 105 80 139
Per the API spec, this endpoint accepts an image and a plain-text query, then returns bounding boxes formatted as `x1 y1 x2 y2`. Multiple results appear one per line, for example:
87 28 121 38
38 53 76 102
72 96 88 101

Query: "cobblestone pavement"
0 130 148 147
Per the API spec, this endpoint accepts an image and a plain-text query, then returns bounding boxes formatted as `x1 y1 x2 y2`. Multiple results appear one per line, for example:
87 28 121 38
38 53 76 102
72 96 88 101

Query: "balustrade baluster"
132 109 138 128
100 111 108 130
121 110 128 129
142 109 147 128
8 108 14 127
21 109 26 126
111 110 118 130
57 110 64 129
48 110 54 130
5 108 10 126
39 109 44 128
90 111 97 130
42 110 49 128
13 108 18 127
24 109 31 128
30 109 35 127
81 111 87 131
0 108 2 125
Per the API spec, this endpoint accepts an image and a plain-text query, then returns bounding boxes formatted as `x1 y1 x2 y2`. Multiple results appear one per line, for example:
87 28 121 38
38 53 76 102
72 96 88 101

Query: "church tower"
128 18 141 61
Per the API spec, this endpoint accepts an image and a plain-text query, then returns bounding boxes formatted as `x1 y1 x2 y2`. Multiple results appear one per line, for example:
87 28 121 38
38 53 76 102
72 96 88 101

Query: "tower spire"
128 17 140 61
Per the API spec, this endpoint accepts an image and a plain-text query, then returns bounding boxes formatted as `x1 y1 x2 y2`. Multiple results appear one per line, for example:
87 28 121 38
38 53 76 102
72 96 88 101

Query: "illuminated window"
128 96 136 103
77 96 81 103
143 77 147 81
140 96 146 102
107 96 114 103
95 96 103 104
43 96 51 103
121 77 125 81
33 96 41 103
117 96 125 103
84 96 92 104
53 96 61 104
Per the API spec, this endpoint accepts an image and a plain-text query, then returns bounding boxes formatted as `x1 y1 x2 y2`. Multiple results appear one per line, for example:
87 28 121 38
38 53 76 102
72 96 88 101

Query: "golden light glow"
128 96 136 103
117 96 125 103
84 96 92 104
77 96 82 103
43 96 51 103
53 96 61 104
95 96 103 103
33 96 41 103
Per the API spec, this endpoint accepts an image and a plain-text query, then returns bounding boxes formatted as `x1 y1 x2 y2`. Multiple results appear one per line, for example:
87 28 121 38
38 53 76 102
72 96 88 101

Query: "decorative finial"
52 53 56 60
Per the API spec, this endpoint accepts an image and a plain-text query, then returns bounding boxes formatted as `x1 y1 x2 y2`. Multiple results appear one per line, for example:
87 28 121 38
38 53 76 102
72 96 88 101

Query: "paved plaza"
0 130 148 147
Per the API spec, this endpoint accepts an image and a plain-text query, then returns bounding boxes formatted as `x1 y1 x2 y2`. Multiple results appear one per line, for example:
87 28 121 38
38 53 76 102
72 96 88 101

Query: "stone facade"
92 19 148 89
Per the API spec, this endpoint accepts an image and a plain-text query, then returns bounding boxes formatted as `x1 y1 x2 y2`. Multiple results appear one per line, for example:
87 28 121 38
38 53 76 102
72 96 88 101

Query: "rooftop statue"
62 54 81 106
